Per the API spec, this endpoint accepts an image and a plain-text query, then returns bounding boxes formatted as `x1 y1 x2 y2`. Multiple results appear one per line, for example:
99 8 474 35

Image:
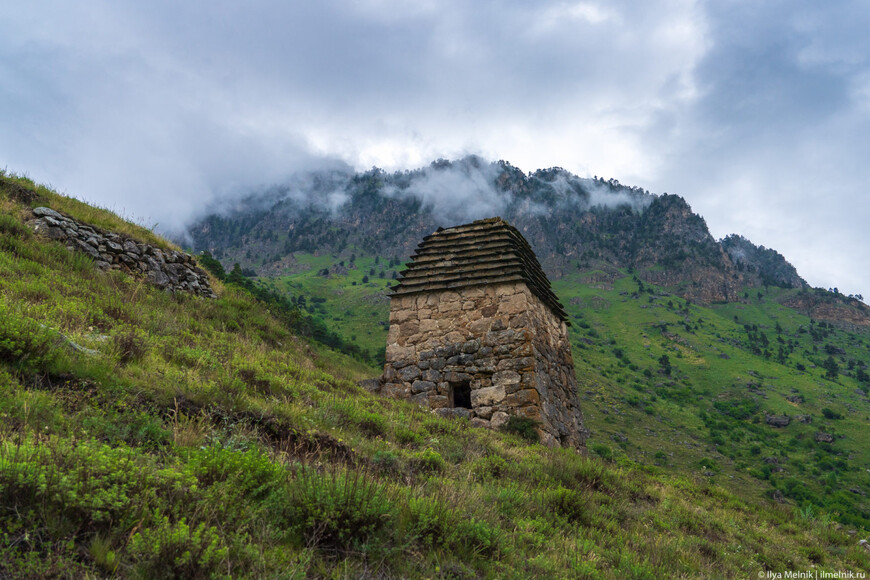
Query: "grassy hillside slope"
0 172 868 578
255 249 870 532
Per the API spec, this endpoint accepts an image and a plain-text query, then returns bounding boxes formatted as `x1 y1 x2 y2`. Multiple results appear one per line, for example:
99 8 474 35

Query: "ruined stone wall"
380 281 585 448
28 207 216 298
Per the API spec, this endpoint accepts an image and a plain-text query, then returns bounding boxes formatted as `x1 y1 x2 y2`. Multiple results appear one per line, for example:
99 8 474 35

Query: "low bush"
128 516 230 579
408 449 445 474
540 486 589 525
500 416 540 443
0 306 58 369
394 425 423 446
274 466 395 552
472 454 509 480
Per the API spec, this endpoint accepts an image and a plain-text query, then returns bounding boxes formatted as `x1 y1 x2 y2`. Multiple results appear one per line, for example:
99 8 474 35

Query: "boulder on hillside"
765 414 791 428
814 432 835 444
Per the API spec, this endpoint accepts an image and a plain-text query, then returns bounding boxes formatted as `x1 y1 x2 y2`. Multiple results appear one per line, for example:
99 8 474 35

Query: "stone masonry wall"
28 207 216 298
379 282 585 448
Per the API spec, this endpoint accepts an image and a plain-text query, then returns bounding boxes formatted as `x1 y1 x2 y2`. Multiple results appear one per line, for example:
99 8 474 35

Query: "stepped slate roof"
391 217 569 324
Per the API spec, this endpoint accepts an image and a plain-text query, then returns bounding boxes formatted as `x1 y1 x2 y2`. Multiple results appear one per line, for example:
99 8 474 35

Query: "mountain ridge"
187 156 868 325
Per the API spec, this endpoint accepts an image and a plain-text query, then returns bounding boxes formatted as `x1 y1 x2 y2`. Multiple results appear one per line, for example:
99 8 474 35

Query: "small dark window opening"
451 381 472 409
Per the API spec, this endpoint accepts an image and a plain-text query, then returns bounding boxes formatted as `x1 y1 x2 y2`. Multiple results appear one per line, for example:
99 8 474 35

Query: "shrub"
405 495 458 548
404 497 500 557
472 454 509 480
275 466 395 552
698 457 720 472
821 408 843 420
187 446 285 499
541 486 589 525
128 516 229 579
422 417 459 435
501 416 540 443
0 213 31 238
454 517 501 557
357 412 387 438
409 449 445 474
113 327 148 364
394 426 423 446
591 444 613 462
371 450 400 474
0 306 58 369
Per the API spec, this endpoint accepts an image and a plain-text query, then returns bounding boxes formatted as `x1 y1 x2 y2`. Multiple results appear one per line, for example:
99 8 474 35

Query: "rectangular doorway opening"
450 381 472 409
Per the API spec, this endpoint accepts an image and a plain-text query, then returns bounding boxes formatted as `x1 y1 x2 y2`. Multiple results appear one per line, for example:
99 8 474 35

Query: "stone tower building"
379 217 586 448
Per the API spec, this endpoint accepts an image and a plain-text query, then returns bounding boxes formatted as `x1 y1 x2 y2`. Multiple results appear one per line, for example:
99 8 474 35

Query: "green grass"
0 172 868 577
260 253 394 359
252 246 870 531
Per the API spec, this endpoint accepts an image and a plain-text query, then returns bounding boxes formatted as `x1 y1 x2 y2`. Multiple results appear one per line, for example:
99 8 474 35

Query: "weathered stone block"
398 365 421 381
435 345 460 358
399 322 420 337
515 406 543 421
499 293 528 315
444 371 472 383
459 286 485 299
435 408 471 420
410 392 430 406
475 406 494 419
470 418 490 429
461 339 481 354
490 411 510 429
393 308 415 324
33 207 64 219
471 385 505 407
381 383 410 398
429 395 450 408
506 389 540 407
419 319 439 333
497 357 535 371
411 380 436 394
492 370 521 386
430 357 446 370
469 319 491 334
386 344 415 361
357 378 382 392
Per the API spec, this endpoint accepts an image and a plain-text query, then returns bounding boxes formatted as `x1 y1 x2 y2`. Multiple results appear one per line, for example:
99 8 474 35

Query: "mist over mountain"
187 156 867 323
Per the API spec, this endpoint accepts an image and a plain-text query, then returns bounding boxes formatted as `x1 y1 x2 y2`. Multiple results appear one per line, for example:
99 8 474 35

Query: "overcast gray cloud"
1 1 868 295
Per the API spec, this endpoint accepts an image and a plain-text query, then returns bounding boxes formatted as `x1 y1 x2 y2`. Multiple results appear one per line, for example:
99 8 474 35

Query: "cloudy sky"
2 1 869 296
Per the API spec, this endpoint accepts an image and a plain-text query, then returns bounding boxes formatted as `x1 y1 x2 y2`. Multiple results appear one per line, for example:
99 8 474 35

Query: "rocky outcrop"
630 194 743 303
720 234 805 289
28 207 216 298
765 414 791 427
782 290 870 328
815 431 835 444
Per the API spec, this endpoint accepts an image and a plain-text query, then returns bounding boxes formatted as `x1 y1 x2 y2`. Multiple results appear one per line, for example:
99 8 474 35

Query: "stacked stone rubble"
28 207 216 298
379 218 586 449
